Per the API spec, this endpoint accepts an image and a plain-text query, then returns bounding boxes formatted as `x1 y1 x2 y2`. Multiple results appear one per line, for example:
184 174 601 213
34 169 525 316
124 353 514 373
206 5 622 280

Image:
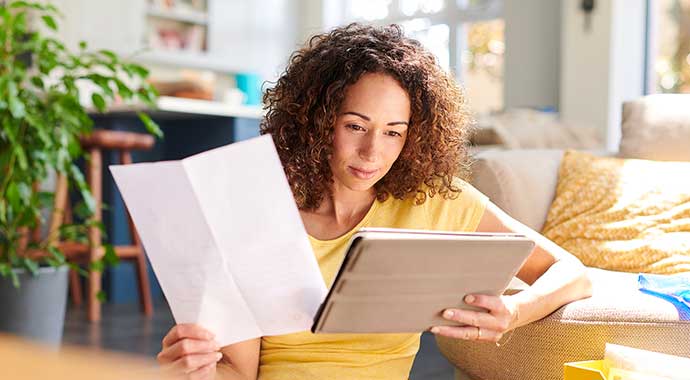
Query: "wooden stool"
57 130 156 322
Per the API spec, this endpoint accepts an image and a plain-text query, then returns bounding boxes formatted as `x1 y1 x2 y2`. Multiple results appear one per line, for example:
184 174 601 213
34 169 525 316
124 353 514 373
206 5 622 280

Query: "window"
460 19 504 115
343 0 504 114
650 0 690 93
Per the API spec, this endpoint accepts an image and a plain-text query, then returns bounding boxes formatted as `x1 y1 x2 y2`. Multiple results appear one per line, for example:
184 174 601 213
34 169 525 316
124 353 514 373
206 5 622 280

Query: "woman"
157 24 592 380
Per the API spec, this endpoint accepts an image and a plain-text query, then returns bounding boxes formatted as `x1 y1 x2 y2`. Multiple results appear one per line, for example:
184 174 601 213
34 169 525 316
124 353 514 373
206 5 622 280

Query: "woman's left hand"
430 294 519 343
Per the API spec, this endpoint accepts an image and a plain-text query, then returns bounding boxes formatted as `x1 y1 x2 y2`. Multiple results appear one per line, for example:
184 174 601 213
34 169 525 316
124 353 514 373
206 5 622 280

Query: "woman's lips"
348 166 378 180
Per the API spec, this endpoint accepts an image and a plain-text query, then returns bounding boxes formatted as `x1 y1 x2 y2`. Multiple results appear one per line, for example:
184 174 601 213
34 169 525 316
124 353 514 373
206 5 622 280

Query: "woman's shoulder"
381 177 486 209
371 177 488 231
420 177 486 207
419 177 489 231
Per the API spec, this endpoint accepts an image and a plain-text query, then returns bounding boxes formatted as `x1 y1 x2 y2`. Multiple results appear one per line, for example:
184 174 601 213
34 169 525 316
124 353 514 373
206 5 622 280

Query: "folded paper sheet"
603 343 690 380
110 135 327 345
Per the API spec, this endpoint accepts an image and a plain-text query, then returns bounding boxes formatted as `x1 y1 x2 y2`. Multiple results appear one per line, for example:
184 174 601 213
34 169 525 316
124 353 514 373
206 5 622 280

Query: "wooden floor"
62 302 455 380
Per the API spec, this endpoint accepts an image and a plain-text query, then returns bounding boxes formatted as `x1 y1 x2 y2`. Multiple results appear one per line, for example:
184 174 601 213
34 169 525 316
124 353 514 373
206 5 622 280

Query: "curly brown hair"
261 23 474 211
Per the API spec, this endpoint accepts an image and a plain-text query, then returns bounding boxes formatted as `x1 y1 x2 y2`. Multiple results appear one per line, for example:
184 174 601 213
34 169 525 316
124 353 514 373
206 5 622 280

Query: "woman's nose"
358 134 380 162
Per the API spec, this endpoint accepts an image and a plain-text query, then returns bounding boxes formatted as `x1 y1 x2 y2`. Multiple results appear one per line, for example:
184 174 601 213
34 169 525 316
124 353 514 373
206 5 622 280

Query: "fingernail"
465 295 475 304
215 353 223 361
430 327 440 334
443 310 454 319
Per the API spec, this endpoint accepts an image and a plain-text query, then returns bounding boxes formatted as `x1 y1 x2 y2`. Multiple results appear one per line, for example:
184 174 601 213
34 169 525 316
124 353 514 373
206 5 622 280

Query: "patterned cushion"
541 150 690 274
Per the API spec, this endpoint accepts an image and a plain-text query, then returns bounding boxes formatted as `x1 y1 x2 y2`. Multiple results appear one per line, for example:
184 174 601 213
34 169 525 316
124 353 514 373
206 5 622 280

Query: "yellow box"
565 360 651 380
564 360 607 380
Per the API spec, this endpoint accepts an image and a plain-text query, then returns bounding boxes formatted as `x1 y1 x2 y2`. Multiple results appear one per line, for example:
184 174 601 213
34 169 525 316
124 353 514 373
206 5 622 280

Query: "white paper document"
110 135 327 345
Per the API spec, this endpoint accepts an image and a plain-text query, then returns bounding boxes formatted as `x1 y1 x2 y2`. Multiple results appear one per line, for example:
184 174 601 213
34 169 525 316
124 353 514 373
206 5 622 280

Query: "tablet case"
311 228 535 334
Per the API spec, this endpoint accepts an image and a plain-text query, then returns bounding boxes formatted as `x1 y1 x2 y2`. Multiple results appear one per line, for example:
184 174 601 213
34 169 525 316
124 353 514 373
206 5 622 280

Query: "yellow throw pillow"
541 150 690 274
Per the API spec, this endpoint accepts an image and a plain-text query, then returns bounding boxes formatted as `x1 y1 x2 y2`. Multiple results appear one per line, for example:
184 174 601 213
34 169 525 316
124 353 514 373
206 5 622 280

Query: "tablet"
311 228 535 334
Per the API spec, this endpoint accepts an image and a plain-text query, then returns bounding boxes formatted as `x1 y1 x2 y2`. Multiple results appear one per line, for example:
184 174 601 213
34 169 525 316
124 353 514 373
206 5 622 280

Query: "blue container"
236 73 262 105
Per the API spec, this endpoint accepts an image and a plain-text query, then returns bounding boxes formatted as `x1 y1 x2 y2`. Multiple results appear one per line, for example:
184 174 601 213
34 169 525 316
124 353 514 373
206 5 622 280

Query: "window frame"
342 0 503 81
644 0 690 94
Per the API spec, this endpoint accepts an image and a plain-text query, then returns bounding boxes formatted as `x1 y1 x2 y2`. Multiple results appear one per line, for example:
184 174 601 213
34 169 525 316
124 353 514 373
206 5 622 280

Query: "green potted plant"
0 0 162 345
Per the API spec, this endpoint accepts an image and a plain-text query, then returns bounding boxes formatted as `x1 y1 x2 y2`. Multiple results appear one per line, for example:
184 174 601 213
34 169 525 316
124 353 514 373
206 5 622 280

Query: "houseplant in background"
0 0 162 345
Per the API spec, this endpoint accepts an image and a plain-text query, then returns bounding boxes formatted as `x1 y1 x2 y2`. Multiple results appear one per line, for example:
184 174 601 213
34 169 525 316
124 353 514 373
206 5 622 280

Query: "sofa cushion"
620 94 690 161
470 149 565 231
542 150 690 274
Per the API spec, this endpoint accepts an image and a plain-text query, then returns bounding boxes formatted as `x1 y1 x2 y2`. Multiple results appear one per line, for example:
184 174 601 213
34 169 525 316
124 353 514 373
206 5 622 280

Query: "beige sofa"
437 94 690 380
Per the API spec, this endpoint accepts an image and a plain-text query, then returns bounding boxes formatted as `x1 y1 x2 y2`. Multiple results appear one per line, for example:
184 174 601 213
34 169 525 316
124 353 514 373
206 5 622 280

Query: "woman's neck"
317 183 376 225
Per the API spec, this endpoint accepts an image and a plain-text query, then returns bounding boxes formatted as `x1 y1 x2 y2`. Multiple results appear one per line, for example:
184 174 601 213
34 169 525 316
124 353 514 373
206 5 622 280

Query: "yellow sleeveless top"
258 179 488 380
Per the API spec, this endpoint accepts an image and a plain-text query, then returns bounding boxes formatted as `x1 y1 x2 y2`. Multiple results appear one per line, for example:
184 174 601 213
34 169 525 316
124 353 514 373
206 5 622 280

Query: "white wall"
296 0 329 47
45 0 302 82
608 0 647 148
44 0 145 52
560 0 647 150
503 0 561 110
210 0 300 81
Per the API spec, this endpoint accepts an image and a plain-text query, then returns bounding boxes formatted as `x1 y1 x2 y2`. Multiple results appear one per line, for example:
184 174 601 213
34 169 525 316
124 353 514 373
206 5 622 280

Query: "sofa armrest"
436 268 690 380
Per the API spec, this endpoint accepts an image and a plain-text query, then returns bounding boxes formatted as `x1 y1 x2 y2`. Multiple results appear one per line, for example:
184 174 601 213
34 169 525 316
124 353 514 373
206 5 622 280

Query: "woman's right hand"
157 324 222 379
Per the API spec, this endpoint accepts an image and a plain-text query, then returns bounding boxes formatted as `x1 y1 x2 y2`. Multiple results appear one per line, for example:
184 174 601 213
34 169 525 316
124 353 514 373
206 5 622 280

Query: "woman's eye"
387 131 402 137
347 124 365 131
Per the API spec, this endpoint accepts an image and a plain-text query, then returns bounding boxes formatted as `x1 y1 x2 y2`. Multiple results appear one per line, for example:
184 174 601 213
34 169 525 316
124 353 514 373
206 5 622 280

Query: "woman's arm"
431 202 592 342
477 202 593 328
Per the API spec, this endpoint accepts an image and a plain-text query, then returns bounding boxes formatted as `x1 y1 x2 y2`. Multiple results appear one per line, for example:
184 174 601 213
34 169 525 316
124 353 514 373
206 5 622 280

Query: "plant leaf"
8 97 26 119
91 93 106 112
99 50 118 63
137 112 163 138
125 63 149 78
68 164 97 215
0 263 11 277
47 246 66 266
137 85 159 106
10 271 20 288
114 79 133 99
6 182 21 210
31 76 44 89
103 244 119 266
68 262 88 277
16 182 31 201
41 15 58 31
22 257 39 276
89 259 104 272
72 200 93 219
96 290 107 302
7 81 26 119
3 118 28 169
9 1 32 9
0 200 7 224
37 191 55 207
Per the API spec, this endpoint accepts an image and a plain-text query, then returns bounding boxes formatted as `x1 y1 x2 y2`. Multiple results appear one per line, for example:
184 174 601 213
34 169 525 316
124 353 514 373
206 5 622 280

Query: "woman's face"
329 72 411 193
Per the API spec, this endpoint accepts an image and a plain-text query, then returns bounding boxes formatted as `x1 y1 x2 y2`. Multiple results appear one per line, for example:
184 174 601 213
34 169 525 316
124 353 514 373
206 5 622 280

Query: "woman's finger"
464 294 505 313
441 308 496 329
170 352 223 374
430 325 503 342
158 338 220 362
188 361 217 380
162 324 215 348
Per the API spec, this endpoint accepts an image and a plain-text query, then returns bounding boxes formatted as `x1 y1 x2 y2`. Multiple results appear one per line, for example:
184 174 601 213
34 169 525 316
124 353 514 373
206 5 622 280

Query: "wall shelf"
101 96 264 120
134 50 244 74
146 6 208 25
